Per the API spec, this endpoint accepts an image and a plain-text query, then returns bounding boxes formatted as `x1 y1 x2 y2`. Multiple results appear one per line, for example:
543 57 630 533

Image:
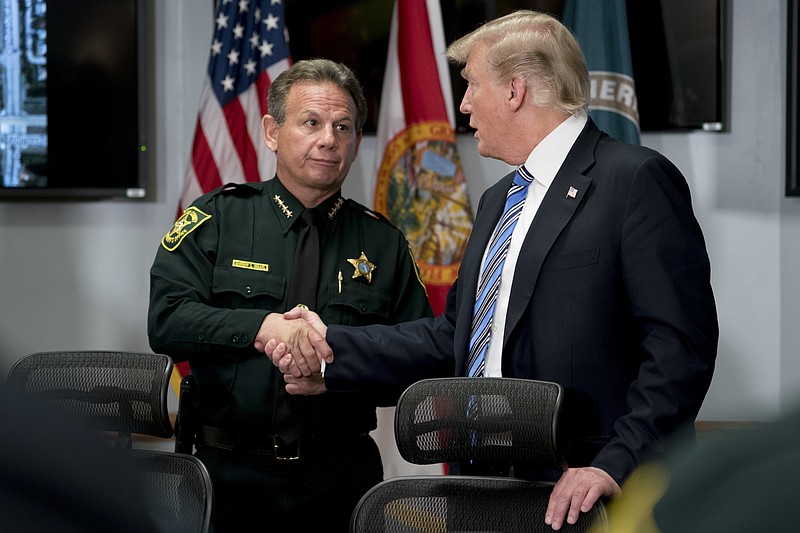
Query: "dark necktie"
275 207 321 454
286 208 321 309
466 166 533 377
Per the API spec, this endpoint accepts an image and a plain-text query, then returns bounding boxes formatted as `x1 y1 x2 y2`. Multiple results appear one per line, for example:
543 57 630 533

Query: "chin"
476 144 493 159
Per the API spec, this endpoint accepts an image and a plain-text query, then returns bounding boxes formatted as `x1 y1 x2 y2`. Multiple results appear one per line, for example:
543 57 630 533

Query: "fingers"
292 331 321 377
283 307 304 320
545 476 572 530
278 353 299 376
545 467 619 530
284 373 327 396
307 328 333 363
283 307 328 337
265 340 287 361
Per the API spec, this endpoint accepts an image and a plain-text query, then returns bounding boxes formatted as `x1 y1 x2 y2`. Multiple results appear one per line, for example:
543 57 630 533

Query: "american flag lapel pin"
567 186 578 199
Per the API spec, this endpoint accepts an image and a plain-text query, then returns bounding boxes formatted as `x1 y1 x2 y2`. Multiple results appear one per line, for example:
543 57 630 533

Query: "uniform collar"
267 177 345 235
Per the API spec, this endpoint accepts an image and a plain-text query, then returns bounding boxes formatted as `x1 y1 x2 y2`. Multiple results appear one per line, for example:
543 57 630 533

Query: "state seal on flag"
375 121 474 286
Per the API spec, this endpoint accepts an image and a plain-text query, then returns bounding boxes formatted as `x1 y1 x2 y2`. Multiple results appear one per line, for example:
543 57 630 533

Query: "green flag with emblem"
563 0 641 144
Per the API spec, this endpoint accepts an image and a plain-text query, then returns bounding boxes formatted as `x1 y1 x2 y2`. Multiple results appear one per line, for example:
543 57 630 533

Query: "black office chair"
7 350 173 448
130 448 214 533
7 350 213 533
350 377 608 532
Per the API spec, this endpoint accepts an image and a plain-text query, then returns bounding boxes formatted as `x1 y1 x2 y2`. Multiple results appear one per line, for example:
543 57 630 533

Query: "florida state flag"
373 0 474 316
371 0 473 478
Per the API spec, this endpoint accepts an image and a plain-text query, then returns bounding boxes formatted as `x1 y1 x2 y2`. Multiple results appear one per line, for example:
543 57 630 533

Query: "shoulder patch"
161 206 212 251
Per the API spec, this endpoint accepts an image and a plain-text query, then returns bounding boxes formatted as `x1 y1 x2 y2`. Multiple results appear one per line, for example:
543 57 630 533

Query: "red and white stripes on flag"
172 0 291 384
178 0 292 214
371 0 474 478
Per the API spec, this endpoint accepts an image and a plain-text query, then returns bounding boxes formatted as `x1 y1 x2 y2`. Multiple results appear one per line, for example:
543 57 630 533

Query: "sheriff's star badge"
347 252 377 283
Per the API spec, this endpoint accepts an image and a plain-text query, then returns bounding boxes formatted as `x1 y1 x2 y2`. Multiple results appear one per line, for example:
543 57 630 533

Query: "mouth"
310 158 339 167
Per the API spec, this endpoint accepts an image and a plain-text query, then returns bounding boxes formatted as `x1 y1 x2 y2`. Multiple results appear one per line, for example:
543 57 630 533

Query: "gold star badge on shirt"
347 252 377 283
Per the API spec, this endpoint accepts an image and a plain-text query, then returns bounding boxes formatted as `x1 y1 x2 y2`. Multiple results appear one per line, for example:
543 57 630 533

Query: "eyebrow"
300 109 355 124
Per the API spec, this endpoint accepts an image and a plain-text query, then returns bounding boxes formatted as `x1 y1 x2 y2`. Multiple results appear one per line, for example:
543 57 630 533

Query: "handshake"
253 307 332 395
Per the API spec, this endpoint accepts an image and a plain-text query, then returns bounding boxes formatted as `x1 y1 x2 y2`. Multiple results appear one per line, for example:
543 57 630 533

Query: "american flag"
172 0 291 382
178 0 292 213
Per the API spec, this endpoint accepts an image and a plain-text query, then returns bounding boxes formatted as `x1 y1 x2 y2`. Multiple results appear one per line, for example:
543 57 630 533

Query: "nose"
459 92 471 115
319 124 337 149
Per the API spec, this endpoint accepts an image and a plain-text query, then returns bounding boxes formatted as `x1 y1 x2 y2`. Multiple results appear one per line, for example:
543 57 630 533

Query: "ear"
262 114 279 152
508 77 527 111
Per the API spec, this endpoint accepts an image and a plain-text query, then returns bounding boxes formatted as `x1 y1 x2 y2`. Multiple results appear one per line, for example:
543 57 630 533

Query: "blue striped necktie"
467 166 534 377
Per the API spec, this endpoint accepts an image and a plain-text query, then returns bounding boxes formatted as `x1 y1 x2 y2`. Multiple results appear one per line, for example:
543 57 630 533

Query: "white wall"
1 0 798 422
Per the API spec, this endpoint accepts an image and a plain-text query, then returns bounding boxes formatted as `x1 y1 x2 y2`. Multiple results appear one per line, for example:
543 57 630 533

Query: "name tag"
232 260 269 272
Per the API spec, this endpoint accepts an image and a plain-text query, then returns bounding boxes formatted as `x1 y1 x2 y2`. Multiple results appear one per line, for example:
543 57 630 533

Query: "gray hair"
267 58 369 130
446 10 589 116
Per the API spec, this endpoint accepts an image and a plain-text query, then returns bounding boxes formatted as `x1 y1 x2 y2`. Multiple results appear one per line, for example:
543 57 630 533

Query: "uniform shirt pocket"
325 278 391 325
212 267 285 309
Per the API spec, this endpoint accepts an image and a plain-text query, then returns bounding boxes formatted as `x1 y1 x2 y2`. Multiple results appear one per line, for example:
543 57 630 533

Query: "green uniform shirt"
148 178 432 436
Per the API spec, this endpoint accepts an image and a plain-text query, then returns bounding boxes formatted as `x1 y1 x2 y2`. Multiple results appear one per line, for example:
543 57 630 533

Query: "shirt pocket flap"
326 280 391 319
213 267 285 299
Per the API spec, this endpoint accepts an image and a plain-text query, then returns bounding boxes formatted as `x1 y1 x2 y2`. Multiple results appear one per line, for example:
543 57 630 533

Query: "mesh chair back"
351 475 607 533
130 449 214 533
7 351 174 446
394 377 566 470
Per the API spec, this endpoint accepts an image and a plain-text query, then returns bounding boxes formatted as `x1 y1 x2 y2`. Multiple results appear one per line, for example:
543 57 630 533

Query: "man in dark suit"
260 10 718 531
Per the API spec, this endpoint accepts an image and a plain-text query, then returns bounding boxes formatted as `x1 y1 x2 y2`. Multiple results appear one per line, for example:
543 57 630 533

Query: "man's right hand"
258 308 333 377
253 312 329 376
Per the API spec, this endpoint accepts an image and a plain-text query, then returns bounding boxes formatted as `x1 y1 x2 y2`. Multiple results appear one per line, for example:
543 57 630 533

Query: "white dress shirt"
483 114 588 376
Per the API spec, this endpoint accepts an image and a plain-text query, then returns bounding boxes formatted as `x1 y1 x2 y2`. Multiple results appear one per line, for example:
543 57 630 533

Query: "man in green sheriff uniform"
147 59 433 532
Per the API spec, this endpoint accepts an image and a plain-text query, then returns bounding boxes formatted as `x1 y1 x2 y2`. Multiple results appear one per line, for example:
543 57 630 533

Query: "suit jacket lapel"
502 119 603 347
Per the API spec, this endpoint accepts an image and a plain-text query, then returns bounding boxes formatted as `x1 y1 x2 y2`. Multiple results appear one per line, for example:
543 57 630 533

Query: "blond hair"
446 10 589 116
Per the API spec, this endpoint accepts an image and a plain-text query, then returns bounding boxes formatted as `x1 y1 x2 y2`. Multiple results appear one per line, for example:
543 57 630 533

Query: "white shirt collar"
523 114 587 187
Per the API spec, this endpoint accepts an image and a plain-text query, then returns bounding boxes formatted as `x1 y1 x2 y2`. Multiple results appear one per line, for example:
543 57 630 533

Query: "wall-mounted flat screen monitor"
0 0 148 200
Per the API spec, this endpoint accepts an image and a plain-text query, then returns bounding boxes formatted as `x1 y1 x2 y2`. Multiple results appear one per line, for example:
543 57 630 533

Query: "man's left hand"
545 466 621 530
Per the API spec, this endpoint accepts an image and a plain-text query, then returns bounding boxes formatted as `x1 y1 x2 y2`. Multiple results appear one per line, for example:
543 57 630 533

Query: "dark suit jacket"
325 118 718 484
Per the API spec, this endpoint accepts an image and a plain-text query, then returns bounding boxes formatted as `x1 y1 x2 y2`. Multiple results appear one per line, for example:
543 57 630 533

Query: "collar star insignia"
273 195 293 218
327 197 344 220
347 251 377 283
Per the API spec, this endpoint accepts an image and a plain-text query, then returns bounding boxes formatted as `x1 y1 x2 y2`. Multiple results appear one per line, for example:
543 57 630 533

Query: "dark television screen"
626 0 727 131
0 0 148 200
285 0 727 133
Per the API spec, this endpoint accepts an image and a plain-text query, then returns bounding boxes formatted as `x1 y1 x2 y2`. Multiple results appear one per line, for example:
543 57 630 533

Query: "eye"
306 119 318 127
336 123 350 132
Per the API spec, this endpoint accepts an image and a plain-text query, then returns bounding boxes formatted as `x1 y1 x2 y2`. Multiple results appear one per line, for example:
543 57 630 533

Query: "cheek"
288 136 313 158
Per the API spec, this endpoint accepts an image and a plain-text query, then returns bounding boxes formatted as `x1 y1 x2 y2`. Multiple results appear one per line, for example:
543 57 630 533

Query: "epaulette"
347 198 391 223
217 181 262 196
